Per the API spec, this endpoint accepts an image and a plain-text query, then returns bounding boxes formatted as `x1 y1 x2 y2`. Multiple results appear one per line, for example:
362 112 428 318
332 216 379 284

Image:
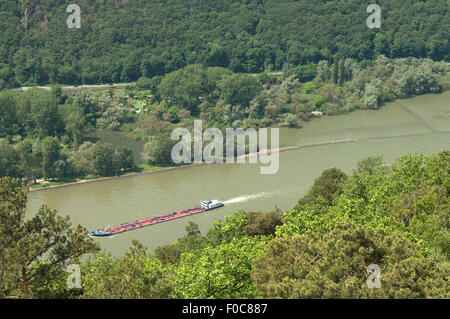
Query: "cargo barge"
90 200 224 237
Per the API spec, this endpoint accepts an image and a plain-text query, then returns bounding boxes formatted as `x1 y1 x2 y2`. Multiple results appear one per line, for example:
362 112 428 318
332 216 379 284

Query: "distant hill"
0 0 448 87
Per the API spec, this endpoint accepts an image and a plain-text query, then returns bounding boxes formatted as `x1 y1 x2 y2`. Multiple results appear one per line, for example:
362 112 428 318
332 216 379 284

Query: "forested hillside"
0 0 448 87
1 152 448 298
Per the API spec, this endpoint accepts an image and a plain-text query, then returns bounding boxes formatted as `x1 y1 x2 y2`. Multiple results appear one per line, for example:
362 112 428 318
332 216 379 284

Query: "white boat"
201 200 224 210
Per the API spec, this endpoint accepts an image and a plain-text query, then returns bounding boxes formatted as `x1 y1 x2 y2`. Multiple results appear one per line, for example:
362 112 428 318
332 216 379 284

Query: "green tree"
0 92 18 138
142 135 176 166
167 105 180 123
297 168 348 207
155 222 206 265
90 143 118 177
332 57 339 84
252 221 448 298
168 237 267 298
363 80 381 109
61 106 87 145
116 146 134 172
206 211 249 246
29 90 63 137
294 64 317 82
72 91 98 126
0 142 24 178
50 86 64 104
338 59 345 86
41 137 61 180
16 138 33 177
158 64 209 114
71 142 95 176
218 74 262 107
0 177 99 298
244 211 283 236
82 240 170 299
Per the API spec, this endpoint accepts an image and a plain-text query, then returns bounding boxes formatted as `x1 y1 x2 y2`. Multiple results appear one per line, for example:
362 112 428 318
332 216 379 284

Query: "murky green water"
27 93 450 256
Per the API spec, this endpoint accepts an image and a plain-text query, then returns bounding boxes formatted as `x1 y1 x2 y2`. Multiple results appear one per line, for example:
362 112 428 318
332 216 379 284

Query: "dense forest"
1 151 448 298
0 0 449 87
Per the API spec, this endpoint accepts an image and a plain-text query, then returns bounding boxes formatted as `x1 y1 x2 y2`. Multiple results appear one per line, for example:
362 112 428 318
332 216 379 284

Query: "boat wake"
223 192 270 204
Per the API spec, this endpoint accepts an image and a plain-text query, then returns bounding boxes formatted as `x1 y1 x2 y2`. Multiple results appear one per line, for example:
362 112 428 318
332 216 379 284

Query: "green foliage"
60 105 87 145
16 138 33 171
89 142 120 177
71 91 98 126
12 89 63 138
0 0 448 298
297 168 348 208
167 237 267 299
278 152 450 262
363 81 381 109
218 74 262 108
96 91 131 130
0 142 24 178
167 105 180 124
0 57 446 184
245 212 283 236
302 82 316 94
82 240 171 299
206 211 251 246
158 64 209 114
1 0 449 87
142 134 176 166
294 64 317 82
0 177 99 298
115 146 135 173
155 222 206 265
2 150 448 299
0 92 19 137
281 113 299 127
41 136 61 180
253 221 448 298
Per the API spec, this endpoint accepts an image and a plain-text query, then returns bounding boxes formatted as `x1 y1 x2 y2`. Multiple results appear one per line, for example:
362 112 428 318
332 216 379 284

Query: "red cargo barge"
90 200 224 237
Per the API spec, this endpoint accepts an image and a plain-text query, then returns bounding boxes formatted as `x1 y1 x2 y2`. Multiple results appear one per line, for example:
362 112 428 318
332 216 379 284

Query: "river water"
27 92 450 256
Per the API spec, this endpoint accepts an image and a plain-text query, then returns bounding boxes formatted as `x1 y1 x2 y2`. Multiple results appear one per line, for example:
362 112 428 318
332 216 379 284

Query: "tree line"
0 0 449 88
133 56 447 131
0 87 136 181
1 57 448 181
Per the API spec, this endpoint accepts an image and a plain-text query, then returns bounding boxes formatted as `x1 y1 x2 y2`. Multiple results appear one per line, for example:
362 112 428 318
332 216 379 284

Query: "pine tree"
338 58 345 86
332 57 339 84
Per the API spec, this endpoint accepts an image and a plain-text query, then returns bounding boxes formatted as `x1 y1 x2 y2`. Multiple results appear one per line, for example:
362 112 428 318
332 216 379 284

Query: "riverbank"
26 92 450 255
26 85 450 193
29 163 207 192
29 146 300 192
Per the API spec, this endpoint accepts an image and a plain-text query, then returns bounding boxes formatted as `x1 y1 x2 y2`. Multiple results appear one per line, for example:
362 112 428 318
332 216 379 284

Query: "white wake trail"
223 192 270 204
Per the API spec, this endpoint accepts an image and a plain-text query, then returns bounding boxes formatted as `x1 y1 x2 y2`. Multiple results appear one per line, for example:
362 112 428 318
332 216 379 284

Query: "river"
26 92 450 256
